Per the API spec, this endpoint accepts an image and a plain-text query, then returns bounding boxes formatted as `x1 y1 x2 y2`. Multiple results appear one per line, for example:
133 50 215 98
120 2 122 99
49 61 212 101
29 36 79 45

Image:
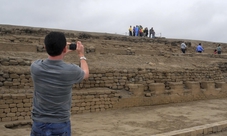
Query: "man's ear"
63 45 67 53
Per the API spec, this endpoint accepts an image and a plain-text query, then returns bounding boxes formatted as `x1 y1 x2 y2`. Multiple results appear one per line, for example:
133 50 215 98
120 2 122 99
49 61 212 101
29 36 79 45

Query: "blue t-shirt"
196 45 204 52
30 59 85 123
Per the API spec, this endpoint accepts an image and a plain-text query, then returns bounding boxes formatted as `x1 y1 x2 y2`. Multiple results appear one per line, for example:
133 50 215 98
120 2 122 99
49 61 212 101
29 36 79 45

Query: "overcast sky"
0 0 227 43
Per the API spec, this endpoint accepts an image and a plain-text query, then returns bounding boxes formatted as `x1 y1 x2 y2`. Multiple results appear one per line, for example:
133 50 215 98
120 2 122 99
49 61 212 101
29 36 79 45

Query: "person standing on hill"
133 26 135 36
149 27 155 38
181 42 187 53
30 32 89 136
196 43 204 53
144 27 148 37
129 26 132 36
217 44 222 54
139 25 143 37
135 25 139 36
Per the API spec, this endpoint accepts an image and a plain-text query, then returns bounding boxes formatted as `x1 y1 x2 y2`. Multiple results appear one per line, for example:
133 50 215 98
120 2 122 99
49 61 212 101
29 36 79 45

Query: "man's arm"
76 41 89 79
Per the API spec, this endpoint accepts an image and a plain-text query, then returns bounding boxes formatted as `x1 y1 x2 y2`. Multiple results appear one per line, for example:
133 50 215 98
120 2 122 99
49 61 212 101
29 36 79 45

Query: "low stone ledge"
152 120 227 136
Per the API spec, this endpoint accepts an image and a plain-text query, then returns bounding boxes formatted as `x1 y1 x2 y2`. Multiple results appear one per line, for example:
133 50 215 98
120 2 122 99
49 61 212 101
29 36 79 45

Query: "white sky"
0 0 227 43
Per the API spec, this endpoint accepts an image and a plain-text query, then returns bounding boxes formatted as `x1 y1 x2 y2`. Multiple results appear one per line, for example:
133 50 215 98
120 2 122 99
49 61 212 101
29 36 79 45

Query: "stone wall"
0 64 223 91
113 81 227 109
0 56 31 66
0 88 120 122
1 81 227 122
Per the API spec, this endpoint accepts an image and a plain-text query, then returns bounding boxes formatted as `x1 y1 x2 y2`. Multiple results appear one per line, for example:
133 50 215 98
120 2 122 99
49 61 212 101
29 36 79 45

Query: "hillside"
0 24 226 72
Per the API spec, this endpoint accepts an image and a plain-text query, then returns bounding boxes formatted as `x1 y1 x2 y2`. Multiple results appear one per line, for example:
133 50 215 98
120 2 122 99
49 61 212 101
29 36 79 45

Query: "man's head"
44 32 66 56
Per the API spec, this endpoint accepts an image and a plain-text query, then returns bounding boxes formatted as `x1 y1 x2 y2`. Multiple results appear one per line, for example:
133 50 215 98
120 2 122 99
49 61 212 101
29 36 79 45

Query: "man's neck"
48 55 63 60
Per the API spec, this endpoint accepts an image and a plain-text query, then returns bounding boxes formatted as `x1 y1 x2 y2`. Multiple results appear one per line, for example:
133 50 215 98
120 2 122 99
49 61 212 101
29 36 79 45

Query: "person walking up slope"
196 43 204 53
217 44 222 54
181 42 187 53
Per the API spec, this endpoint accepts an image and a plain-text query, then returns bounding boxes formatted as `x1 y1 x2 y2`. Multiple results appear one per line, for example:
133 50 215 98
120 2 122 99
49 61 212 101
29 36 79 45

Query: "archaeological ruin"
1 25 227 135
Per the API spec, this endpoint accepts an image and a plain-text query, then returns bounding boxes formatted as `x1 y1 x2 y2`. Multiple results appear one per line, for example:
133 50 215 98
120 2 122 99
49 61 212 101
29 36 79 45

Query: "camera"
69 42 77 50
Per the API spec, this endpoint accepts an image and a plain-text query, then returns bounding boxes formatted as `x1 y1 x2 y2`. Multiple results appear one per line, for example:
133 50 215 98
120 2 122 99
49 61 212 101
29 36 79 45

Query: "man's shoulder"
31 59 43 65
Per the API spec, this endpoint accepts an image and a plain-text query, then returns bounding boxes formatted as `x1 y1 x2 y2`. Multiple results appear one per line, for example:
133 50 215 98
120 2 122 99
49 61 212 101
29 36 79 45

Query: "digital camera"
69 43 77 50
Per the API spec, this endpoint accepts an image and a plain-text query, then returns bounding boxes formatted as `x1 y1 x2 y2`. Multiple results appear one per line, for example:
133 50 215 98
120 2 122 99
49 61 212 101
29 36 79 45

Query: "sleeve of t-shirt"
71 64 85 84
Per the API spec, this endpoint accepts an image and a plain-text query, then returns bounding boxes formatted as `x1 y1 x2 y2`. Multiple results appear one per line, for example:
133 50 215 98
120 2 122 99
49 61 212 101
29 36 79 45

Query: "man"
129 26 132 36
217 44 222 54
144 27 148 37
181 42 187 53
135 25 139 36
196 43 204 53
149 27 155 38
30 32 89 136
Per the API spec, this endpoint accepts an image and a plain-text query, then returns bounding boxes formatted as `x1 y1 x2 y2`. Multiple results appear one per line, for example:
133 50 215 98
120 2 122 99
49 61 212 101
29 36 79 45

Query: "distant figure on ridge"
133 26 135 36
180 42 187 53
196 43 204 53
144 27 148 37
139 25 143 37
135 25 139 36
129 26 132 36
149 27 155 38
216 44 222 54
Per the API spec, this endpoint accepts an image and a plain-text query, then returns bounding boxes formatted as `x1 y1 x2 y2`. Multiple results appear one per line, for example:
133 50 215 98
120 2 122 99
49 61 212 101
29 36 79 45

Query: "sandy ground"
1 98 227 136
208 131 227 136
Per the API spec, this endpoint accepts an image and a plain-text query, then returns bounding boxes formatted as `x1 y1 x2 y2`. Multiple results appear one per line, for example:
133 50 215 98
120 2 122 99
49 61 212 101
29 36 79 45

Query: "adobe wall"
0 57 226 122
0 89 120 122
1 81 227 122
0 56 224 92
113 81 227 108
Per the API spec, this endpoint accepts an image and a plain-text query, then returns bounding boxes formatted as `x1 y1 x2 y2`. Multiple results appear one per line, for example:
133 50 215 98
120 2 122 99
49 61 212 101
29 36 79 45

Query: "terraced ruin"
1 25 227 135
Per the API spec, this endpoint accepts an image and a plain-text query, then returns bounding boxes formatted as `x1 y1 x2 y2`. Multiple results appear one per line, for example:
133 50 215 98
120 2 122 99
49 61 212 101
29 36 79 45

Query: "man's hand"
76 41 85 57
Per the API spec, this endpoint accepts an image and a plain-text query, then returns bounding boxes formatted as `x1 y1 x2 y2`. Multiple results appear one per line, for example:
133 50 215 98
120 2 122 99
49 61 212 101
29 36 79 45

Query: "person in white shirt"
181 42 187 53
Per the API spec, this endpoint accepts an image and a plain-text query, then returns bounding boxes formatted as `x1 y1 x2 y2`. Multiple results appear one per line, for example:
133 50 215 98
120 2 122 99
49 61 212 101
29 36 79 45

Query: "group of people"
129 25 155 38
180 42 222 54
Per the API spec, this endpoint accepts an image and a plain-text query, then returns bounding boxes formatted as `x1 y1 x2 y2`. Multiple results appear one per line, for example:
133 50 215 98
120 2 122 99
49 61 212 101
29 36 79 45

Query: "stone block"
16 94 27 99
23 103 31 108
201 81 215 91
201 81 216 95
0 104 9 109
10 108 17 113
0 113 6 118
169 82 184 95
10 73 19 78
2 117 11 122
215 82 227 91
149 83 165 95
185 81 200 95
17 116 25 120
127 84 144 97
7 113 15 117
2 94 11 99
16 103 24 108
24 116 31 120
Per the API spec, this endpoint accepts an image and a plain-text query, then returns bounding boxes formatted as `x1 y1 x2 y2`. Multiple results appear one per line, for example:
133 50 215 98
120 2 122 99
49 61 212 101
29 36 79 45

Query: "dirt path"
1 98 227 136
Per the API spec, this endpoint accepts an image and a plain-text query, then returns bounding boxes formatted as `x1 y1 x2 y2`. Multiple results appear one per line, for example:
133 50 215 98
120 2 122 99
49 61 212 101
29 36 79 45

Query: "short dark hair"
44 32 66 56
